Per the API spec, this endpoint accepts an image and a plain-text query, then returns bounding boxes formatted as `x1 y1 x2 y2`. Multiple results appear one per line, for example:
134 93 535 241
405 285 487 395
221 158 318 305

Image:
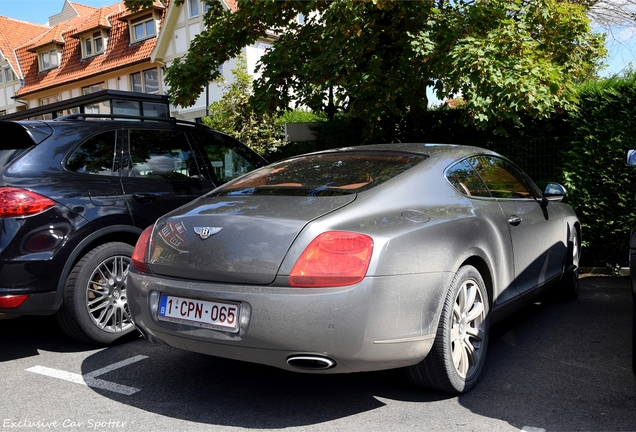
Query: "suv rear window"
215 151 427 197
0 121 53 168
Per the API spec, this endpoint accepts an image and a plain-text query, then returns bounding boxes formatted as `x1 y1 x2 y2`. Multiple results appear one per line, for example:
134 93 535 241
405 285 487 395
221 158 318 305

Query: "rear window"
0 121 53 168
214 151 427 197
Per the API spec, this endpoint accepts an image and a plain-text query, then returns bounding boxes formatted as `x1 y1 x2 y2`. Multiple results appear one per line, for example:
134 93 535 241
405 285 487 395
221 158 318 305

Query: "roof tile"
16 2 166 98
0 16 49 77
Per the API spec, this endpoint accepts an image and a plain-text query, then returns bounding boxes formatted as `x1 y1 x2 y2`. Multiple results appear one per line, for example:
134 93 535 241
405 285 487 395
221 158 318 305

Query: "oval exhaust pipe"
287 355 337 370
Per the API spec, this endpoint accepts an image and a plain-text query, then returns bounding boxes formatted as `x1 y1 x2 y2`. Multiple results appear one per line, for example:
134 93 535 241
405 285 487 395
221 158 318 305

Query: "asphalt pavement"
0 275 635 432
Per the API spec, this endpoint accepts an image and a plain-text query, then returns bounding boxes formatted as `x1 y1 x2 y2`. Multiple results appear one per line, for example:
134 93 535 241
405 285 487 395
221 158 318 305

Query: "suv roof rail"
55 113 178 123
54 113 210 129
52 114 216 129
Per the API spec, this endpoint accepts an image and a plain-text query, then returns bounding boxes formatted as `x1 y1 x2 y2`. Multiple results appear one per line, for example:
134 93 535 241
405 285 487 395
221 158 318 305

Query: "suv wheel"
56 242 137 345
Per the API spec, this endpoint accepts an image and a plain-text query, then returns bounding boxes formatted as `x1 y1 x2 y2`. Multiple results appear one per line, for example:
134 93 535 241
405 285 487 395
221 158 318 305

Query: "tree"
126 0 606 138
202 54 285 158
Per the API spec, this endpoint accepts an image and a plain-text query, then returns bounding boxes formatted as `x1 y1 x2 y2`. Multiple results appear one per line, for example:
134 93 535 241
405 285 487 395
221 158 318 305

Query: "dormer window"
130 14 156 43
38 47 60 71
81 31 107 59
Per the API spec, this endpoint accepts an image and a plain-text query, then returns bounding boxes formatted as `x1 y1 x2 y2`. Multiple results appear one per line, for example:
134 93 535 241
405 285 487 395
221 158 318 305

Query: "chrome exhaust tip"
286 355 337 370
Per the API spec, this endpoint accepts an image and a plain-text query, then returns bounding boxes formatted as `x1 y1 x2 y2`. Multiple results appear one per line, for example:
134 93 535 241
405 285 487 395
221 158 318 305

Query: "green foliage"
201 55 285 159
277 110 326 124
125 0 606 142
562 74 636 267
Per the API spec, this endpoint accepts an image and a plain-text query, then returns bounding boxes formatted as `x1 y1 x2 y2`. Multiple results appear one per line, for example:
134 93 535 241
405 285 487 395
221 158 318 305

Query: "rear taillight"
132 226 153 273
290 231 374 288
0 187 55 218
0 295 28 308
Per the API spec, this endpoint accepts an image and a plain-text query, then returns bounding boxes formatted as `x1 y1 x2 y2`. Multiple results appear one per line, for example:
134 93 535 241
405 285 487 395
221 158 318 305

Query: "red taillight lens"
0 295 29 308
0 187 56 218
132 226 153 273
290 231 374 288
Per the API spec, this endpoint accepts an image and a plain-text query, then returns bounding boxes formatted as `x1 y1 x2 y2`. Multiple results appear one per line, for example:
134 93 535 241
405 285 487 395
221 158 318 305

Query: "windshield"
213 151 427 197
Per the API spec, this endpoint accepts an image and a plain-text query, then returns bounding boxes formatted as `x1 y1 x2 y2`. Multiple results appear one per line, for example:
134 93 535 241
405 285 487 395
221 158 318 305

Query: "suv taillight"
0 187 55 218
289 231 374 287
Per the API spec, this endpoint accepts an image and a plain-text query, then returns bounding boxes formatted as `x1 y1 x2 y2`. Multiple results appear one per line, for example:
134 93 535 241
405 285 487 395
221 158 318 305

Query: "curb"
580 267 630 276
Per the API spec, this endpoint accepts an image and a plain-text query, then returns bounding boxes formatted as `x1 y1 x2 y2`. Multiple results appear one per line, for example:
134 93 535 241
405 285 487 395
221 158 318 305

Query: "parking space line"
26 355 149 396
83 355 148 378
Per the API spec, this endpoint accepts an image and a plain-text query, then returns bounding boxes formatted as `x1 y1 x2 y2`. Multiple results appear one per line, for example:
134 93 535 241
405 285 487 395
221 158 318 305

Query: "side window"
446 159 491 197
66 130 119 176
125 130 200 180
189 132 265 185
470 156 533 199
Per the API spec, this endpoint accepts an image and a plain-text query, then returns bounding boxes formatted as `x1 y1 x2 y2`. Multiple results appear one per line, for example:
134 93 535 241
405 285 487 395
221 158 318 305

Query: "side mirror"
543 182 568 202
626 149 636 167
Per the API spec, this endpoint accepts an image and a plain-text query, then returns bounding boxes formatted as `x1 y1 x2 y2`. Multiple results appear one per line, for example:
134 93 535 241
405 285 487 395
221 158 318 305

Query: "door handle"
508 215 522 226
132 193 156 203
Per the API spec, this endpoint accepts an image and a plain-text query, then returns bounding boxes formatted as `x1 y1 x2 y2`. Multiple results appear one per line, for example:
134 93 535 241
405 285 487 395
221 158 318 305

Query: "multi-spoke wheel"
406 265 489 394
56 242 137 345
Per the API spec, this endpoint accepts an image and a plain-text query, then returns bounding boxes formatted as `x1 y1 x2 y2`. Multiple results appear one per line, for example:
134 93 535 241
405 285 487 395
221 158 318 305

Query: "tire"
560 227 580 301
406 265 490 394
56 242 137 345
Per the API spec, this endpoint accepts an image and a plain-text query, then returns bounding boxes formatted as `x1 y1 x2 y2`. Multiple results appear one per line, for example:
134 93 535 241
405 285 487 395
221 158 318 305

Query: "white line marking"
26 355 148 396
84 355 148 378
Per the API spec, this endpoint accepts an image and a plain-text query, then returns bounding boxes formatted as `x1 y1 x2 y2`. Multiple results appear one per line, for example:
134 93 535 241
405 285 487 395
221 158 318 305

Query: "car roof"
305 142 502 162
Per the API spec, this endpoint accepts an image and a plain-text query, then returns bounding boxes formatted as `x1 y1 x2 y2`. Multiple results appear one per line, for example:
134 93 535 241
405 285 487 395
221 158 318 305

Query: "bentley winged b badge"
193 227 222 240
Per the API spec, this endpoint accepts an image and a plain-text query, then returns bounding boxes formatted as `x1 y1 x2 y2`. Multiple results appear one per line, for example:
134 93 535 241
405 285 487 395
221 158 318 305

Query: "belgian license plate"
158 295 240 333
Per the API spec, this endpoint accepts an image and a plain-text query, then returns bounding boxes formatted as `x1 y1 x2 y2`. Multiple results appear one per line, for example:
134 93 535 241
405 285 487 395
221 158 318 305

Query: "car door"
120 128 216 228
470 155 565 294
64 129 132 225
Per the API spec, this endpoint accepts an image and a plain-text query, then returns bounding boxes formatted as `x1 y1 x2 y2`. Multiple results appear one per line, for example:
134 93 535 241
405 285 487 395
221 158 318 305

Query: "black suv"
0 115 266 344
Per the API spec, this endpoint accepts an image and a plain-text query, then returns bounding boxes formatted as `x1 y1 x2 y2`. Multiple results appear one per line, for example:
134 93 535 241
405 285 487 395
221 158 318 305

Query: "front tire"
406 265 490 394
56 242 137 345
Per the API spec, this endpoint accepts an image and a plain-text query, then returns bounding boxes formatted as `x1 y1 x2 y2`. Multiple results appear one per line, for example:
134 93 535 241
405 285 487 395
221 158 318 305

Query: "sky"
0 0 633 77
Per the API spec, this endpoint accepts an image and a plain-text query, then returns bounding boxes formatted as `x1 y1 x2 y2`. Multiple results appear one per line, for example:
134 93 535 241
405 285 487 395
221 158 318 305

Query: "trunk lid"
148 194 355 284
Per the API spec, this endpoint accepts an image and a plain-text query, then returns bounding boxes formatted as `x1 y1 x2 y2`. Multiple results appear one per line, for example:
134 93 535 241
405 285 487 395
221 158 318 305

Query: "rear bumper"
128 271 452 373
0 291 58 315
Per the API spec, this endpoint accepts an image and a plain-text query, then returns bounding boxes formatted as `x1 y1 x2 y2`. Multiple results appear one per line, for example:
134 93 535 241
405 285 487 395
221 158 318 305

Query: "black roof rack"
1 90 172 122
54 113 212 130
55 113 177 122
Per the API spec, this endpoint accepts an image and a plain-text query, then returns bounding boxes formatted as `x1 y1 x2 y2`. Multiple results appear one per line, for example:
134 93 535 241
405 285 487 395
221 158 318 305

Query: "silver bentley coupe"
127 143 580 394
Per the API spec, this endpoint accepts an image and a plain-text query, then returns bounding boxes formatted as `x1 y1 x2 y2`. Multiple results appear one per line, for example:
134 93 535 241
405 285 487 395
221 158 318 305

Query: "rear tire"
56 242 137 345
406 265 490 394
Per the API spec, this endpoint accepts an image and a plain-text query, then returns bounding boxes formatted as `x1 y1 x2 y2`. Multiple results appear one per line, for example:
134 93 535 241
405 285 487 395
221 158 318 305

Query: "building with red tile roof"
1 0 275 122
1 0 167 117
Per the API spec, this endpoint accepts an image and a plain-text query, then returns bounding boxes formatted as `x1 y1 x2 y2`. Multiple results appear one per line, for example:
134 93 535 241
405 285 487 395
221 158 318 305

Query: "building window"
82 31 105 58
189 0 199 17
39 48 59 71
39 95 60 106
3 69 12 83
82 82 106 95
130 14 156 42
131 68 159 94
